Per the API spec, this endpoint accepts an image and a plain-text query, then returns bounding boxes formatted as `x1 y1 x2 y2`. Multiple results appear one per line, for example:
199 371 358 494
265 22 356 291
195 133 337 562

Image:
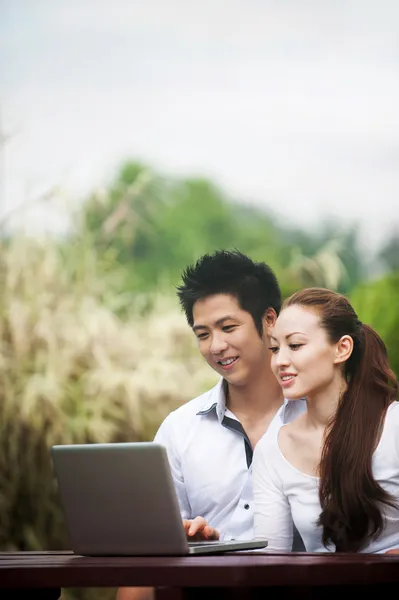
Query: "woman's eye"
289 344 303 350
197 333 209 340
268 346 279 354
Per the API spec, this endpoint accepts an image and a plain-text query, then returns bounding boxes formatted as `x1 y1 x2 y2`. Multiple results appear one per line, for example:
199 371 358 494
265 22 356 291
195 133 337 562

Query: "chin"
282 390 304 401
224 371 248 387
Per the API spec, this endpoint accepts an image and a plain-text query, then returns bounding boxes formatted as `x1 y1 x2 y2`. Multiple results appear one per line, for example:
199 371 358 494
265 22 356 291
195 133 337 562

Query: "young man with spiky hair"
116 250 305 600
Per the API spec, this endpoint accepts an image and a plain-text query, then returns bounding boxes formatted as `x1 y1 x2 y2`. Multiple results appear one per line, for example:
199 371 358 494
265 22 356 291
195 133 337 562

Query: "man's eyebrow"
192 324 207 332
192 315 237 332
215 315 236 326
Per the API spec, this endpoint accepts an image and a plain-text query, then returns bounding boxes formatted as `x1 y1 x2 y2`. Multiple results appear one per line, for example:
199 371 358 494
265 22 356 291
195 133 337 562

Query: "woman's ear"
334 335 354 365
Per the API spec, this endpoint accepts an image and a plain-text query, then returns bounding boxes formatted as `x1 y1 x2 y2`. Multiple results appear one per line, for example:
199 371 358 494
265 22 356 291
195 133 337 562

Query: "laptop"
51 442 268 556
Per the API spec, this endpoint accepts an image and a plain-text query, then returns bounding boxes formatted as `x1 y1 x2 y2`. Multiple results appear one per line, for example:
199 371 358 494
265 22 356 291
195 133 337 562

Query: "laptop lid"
51 442 191 555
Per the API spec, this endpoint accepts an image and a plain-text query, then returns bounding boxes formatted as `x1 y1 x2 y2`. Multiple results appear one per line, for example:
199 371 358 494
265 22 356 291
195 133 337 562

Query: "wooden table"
1 551 399 599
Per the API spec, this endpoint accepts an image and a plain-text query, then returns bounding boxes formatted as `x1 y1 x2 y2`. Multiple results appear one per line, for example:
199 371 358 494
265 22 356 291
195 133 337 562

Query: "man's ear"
333 335 354 365
263 308 277 337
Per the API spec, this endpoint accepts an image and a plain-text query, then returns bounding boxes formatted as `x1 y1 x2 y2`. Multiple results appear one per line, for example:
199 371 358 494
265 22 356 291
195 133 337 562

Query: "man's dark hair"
176 250 281 336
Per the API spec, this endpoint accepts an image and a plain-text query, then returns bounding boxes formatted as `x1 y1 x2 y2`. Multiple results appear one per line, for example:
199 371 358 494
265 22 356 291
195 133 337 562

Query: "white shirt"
253 401 399 553
154 378 306 541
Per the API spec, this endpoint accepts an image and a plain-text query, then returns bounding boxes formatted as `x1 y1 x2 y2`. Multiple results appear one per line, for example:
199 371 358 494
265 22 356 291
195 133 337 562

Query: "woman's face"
269 305 343 400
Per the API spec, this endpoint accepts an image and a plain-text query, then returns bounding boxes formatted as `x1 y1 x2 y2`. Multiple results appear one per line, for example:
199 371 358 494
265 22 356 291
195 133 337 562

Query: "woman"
253 287 399 553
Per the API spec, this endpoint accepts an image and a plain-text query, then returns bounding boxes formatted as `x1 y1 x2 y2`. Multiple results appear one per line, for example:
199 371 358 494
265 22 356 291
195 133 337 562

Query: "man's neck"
225 370 284 420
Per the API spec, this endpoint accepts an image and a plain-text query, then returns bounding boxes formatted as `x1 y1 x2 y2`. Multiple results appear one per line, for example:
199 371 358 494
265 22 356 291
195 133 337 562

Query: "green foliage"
81 162 289 290
350 273 399 377
283 221 365 295
80 160 365 299
378 231 399 272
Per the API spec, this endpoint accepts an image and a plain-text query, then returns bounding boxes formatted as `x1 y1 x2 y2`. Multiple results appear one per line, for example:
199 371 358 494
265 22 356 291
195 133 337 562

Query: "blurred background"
1 1 399 598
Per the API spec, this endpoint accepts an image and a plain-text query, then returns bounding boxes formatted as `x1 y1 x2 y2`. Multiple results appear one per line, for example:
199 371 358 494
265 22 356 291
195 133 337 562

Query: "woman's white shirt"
253 401 399 553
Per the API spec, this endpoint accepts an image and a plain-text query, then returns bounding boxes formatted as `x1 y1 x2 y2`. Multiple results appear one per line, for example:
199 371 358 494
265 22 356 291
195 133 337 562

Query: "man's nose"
210 334 229 354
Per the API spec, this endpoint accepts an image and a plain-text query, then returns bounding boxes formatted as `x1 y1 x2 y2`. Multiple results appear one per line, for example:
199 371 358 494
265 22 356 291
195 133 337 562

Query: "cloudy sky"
1 0 399 253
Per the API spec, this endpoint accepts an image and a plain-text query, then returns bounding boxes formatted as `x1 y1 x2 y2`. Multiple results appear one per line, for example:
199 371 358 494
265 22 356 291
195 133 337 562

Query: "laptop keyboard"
188 540 233 546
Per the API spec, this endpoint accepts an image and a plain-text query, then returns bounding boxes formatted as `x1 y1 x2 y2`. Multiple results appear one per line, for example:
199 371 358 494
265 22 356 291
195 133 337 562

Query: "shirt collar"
281 396 307 423
196 378 227 423
196 378 305 425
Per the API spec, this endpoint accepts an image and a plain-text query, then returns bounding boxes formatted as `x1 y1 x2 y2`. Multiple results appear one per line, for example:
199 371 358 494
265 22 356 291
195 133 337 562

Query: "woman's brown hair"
284 288 398 552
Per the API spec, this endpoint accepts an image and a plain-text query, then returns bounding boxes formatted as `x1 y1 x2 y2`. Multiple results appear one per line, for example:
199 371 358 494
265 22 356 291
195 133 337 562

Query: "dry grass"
0 233 217 599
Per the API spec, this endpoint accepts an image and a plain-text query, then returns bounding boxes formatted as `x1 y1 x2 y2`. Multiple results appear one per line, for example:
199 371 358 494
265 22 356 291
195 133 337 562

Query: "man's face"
192 294 271 387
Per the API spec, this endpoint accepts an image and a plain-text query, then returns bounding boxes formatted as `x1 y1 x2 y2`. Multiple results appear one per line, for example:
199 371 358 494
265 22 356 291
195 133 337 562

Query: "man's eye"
289 344 303 350
222 325 235 332
197 333 209 340
268 346 279 354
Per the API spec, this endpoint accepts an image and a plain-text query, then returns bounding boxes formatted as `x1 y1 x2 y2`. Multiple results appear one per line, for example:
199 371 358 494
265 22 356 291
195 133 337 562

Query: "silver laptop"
51 442 268 556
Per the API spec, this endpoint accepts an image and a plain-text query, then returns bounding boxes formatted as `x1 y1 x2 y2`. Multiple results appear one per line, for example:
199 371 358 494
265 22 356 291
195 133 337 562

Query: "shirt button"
244 503 250 510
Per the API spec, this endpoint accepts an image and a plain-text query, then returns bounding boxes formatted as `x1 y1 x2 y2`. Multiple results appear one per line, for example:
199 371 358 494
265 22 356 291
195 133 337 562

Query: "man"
117 250 305 600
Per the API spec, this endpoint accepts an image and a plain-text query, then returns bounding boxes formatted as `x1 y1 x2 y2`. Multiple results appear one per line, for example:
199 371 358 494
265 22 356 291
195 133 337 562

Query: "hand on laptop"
183 516 220 541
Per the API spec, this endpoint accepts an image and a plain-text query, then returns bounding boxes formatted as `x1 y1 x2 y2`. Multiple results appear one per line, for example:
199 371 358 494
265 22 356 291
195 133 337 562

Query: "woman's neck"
305 375 347 431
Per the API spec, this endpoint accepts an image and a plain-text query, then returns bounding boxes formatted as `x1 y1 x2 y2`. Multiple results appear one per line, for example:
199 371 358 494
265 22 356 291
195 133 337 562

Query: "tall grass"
0 233 216 599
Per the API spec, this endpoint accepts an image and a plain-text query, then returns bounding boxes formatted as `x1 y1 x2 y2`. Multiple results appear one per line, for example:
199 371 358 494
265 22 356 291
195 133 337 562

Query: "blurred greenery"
80 161 367 297
0 160 398 600
351 272 399 377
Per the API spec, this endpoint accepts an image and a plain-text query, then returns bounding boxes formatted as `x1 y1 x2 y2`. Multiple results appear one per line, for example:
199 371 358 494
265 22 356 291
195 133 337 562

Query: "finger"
182 519 191 533
188 516 206 535
203 526 220 540
188 516 207 536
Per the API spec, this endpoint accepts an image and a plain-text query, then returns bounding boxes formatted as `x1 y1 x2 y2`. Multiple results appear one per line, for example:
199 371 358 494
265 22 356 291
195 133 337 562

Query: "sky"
1 0 399 254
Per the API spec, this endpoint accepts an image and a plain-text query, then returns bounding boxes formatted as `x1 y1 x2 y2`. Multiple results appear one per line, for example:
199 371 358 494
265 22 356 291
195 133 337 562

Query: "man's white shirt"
154 379 306 540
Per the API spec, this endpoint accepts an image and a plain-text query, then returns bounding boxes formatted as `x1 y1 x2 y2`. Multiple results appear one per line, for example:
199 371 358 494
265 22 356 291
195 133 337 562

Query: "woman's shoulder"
378 401 399 455
255 422 282 460
385 400 399 426
383 400 399 436
278 413 307 444
256 413 305 459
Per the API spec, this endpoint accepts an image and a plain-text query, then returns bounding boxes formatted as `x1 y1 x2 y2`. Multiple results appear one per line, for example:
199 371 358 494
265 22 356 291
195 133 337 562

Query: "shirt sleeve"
252 436 293 552
154 413 192 520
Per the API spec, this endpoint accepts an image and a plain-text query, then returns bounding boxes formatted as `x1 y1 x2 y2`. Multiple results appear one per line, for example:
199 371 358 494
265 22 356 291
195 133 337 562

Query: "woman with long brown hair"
253 288 399 553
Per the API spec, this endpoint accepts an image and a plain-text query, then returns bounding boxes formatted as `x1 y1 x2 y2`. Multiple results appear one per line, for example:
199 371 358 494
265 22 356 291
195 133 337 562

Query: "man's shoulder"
154 379 223 454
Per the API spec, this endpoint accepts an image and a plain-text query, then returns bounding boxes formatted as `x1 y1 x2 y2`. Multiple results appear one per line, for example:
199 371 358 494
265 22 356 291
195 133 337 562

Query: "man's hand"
183 516 220 541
